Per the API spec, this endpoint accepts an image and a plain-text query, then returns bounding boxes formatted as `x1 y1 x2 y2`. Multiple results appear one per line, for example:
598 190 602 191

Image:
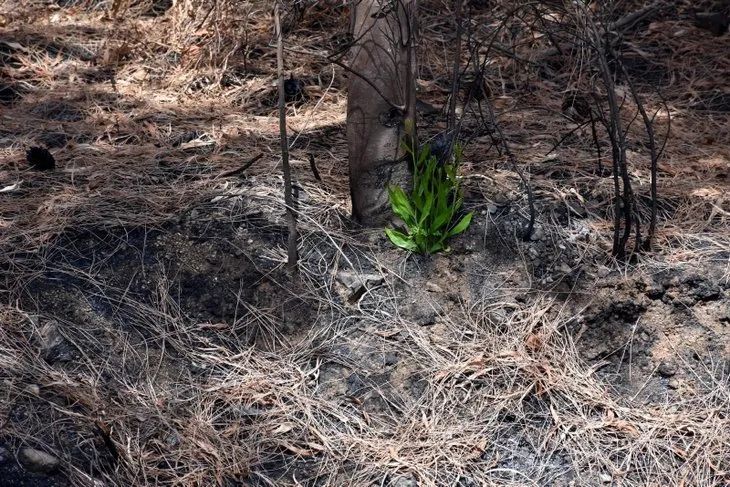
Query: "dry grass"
2 218 729 485
2 0 730 486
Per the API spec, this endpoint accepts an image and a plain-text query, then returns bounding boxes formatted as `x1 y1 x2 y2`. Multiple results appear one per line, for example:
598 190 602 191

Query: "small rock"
644 283 664 300
165 431 180 447
335 271 384 302
426 282 443 293
667 378 680 389
597 266 610 278
390 475 418 487
457 475 477 487
582 344 608 361
346 372 366 395
335 271 366 301
530 226 545 241
25 384 40 395
657 361 677 377
130 68 149 81
411 306 436 326
599 472 612 483
361 273 385 286
19 447 59 474
557 263 572 274
39 320 76 364
383 352 398 366
489 308 508 325
446 293 460 303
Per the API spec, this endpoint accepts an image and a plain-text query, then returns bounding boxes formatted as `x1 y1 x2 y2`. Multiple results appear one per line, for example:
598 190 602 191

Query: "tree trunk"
347 0 417 226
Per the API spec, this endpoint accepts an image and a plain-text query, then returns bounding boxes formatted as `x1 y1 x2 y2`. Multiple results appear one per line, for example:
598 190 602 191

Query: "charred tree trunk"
347 0 417 226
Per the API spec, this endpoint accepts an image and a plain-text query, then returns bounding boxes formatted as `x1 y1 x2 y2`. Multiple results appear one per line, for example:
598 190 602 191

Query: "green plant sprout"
385 140 473 254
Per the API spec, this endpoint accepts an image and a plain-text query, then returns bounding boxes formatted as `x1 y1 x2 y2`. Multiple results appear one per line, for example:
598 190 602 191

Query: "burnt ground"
1 1 730 486
3 176 729 486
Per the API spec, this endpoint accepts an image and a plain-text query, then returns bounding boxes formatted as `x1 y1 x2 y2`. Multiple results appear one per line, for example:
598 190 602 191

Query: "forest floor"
1 1 729 486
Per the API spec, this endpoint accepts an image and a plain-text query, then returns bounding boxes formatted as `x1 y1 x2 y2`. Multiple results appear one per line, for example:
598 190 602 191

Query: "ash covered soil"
2 177 729 486
2 0 730 485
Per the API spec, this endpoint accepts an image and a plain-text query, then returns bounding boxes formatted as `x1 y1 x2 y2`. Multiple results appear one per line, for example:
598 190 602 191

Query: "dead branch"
216 153 264 178
275 1 298 273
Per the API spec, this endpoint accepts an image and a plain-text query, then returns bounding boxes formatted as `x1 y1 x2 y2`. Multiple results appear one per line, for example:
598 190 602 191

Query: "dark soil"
2 0 730 485
3 179 729 485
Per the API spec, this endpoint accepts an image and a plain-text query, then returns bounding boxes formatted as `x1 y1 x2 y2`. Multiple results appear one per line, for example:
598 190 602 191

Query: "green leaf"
436 183 451 215
452 196 464 214
414 177 427 204
388 185 416 225
385 228 418 251
453 143 463 160
418 145 431 165
428 242 446 253
418 193 434 226
385 137 472 254
446 212 474 238
432 208 450 230
445 164 456 182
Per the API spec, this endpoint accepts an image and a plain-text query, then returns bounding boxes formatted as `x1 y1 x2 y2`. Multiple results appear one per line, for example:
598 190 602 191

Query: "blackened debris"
26 147 56 171
284 75 305 101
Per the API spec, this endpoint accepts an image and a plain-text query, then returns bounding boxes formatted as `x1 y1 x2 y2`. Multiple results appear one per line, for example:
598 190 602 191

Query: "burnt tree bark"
347 0 417 226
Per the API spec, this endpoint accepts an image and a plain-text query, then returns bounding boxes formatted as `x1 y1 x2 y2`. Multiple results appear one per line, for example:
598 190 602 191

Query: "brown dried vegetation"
1 0 729 486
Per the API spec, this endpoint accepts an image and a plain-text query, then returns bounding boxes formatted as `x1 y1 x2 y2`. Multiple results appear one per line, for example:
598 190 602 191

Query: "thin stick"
308 153 321 181
275 1 298 273
216 153 263 178
616 62 663 252
447 0 463 134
